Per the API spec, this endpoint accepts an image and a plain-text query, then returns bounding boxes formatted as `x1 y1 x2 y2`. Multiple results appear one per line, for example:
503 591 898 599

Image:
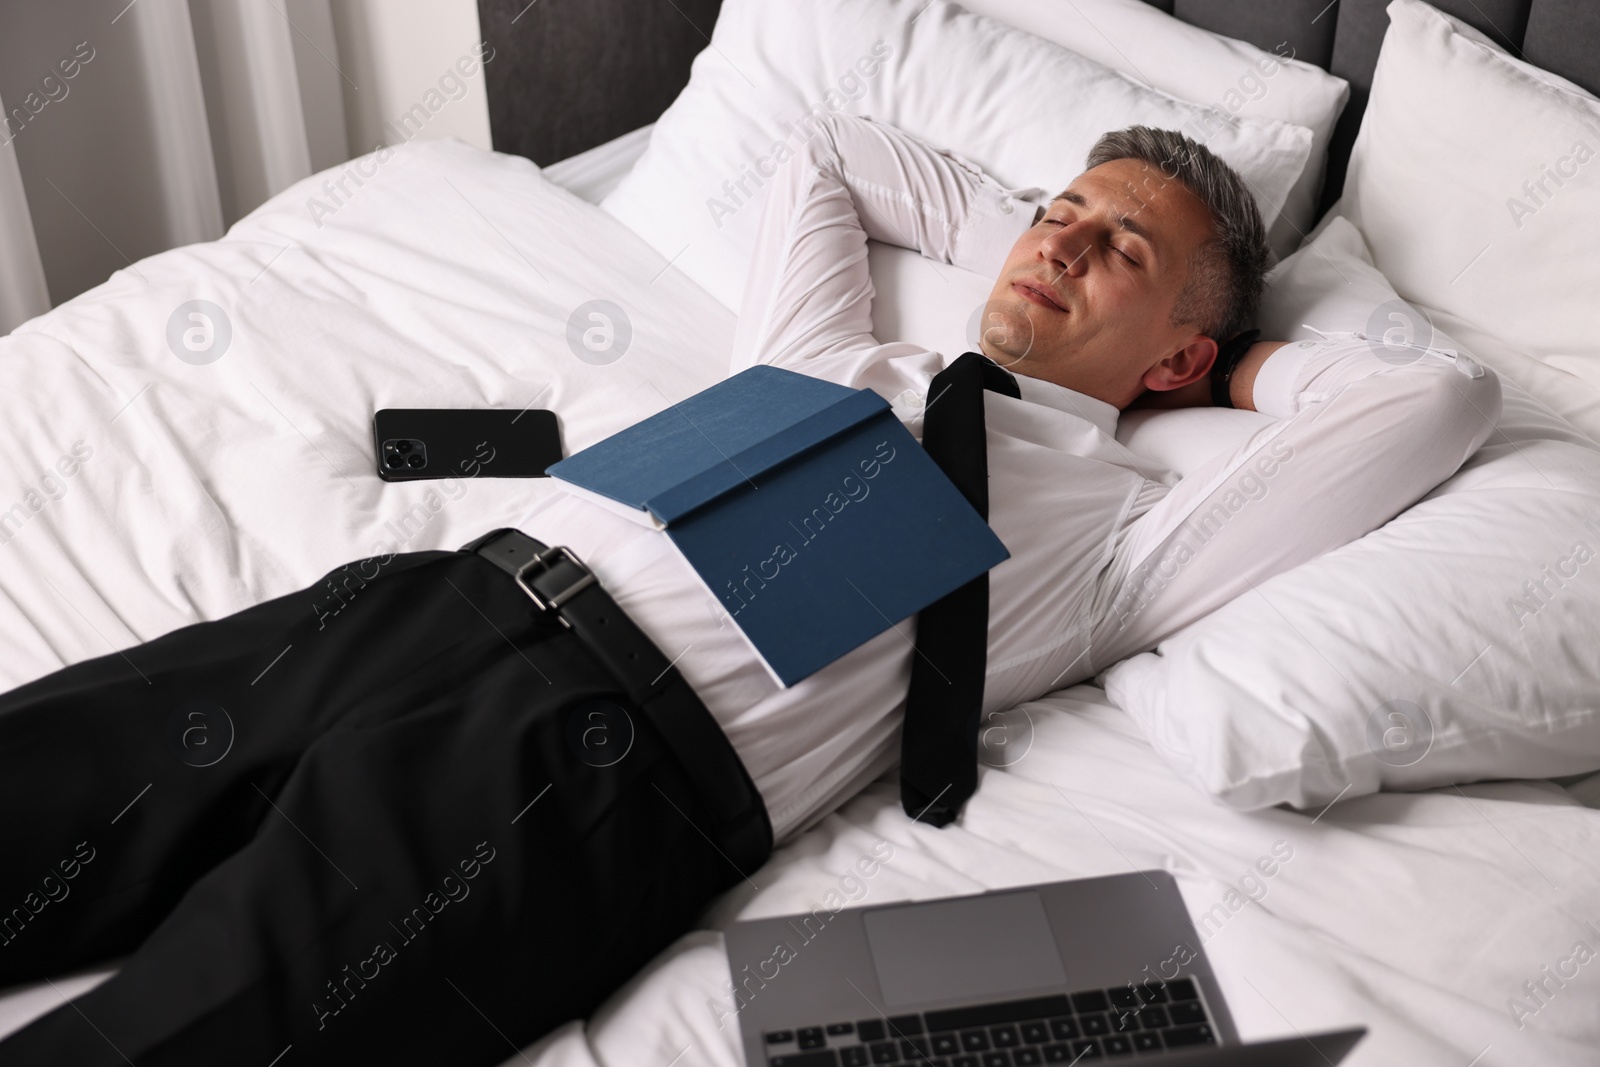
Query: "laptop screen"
862 889 1068 1006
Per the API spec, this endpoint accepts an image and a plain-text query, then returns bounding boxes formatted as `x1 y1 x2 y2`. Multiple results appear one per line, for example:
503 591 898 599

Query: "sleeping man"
0 113 1499 1065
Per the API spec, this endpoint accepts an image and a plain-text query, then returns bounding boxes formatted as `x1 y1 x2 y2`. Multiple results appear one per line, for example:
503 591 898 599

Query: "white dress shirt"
519 112 1502 844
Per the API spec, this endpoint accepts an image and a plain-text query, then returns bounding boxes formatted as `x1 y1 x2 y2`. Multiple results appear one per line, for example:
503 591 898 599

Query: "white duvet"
2 139 1598 1066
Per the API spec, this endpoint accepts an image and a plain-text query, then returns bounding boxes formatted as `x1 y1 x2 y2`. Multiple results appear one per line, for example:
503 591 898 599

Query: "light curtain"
0 113 50 332
0 0 348 334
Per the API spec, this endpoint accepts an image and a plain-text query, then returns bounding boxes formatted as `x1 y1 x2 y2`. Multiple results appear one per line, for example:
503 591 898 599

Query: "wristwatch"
1209 329 1262 409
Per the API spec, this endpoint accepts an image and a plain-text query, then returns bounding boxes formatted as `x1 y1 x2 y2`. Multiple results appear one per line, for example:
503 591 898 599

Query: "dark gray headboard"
478 0 1600 224
1172 0 1600 212
476 0 720 166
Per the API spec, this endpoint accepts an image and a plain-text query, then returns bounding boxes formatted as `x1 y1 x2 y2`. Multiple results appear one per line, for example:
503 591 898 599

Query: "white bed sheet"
1 137 1598 1066
0 136 727 694
550 685 1600 1067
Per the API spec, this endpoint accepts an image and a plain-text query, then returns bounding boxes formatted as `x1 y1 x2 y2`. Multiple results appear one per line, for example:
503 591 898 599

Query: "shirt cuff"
950 168 1043 277
1250 338 1326 419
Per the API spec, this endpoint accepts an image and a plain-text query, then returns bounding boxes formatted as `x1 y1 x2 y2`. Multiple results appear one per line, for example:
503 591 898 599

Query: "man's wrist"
1225 340 1292 412
1208 330 1263 410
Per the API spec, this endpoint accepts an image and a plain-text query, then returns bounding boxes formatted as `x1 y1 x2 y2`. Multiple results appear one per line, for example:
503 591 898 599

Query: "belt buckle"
513 544 598 624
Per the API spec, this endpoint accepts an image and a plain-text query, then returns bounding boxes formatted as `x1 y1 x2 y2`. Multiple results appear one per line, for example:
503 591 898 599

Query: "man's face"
979 157 1221 409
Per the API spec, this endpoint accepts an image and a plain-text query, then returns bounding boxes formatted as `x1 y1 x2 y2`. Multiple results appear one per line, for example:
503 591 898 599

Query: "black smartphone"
372 409 563 482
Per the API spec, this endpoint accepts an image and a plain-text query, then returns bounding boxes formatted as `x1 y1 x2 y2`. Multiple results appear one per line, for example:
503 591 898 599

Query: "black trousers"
0 543 770 1065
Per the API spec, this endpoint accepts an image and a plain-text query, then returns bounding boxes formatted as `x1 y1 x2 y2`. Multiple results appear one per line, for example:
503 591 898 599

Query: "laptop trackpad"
863 890 1067 1007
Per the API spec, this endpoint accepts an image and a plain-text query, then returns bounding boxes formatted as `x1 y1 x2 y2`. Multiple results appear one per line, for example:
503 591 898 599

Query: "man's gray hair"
1085 126 1272 342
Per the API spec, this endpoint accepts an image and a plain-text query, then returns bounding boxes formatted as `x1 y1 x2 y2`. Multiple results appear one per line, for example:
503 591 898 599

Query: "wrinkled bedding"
1 138 1597 1066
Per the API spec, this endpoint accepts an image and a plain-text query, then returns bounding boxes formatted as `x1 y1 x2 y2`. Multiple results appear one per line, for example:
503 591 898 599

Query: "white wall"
330 0 493 157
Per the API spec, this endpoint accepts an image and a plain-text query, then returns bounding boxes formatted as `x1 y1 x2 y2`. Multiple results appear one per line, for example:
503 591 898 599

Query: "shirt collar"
1009 367 1121 437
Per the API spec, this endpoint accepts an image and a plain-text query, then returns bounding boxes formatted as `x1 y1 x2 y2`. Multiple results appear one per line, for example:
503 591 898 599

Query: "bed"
3 0 1600 1064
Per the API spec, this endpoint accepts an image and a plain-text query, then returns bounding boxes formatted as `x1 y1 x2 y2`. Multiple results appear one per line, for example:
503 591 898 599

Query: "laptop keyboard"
763 979 1215 1064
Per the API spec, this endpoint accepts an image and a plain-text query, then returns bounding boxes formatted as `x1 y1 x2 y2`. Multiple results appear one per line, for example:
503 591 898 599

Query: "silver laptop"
724 870 1364 1066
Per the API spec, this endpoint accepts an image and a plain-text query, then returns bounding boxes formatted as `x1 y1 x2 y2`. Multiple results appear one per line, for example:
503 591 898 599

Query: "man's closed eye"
1039 216 1140 266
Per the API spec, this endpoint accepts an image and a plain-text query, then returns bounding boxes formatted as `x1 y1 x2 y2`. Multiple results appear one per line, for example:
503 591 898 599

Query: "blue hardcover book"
545 365 1009 687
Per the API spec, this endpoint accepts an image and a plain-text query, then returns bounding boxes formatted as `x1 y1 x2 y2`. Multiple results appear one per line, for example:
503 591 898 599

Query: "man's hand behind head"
1124 340 1290 412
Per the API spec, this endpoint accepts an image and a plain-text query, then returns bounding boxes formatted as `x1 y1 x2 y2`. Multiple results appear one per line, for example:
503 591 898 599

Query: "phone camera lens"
406 454 424 469
385 454 404 469
395 439 413 454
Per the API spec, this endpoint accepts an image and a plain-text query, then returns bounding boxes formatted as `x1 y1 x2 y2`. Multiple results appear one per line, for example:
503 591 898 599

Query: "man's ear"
1140 334 1217 392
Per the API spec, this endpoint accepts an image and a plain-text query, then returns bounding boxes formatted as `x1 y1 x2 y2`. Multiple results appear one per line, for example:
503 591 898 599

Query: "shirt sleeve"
1086 335 1504 678
728 111 1041 399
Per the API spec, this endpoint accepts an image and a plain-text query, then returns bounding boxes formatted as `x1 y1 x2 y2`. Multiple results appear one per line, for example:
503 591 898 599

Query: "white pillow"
601 0 1314 314
1339 0 1600 439
1100 215 1600 810
956 0 1350 259
1113 403 1273 479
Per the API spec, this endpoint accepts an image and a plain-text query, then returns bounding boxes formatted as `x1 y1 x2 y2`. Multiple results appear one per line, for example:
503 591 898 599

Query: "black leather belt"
458 527 771 874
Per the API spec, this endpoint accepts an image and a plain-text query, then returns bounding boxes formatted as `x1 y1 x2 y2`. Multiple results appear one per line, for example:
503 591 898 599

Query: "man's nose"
1041 219 1094 278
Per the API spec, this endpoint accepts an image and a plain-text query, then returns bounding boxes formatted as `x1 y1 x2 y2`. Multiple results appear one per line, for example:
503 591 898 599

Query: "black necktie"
900 350 1020 826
